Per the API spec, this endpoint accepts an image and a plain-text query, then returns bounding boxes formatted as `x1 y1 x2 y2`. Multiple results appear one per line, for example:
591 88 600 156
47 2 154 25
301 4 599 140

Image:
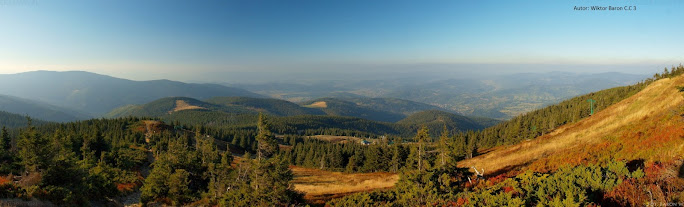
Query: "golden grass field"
291 166 399 204
172 100 205 112
459 74 684 176
305 101 328 108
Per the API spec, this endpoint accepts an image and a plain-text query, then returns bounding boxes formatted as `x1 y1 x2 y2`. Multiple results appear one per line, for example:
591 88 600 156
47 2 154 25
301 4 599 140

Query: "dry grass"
305 101 328 108
171 100 205 112
459 75 684 175
291 166 399 204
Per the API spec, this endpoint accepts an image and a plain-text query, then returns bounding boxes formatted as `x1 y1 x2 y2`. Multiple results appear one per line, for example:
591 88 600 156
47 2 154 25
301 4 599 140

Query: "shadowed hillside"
0 95 89 122
0 71 264 116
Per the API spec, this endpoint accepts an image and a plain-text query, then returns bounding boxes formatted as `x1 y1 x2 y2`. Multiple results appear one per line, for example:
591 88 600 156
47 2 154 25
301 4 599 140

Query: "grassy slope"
291 166 399 205
459 74 684 176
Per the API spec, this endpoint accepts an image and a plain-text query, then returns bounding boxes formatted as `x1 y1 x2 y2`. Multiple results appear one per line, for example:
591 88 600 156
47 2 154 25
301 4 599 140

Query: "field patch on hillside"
305 101 327 108
291 166 399 204
172 100 205 112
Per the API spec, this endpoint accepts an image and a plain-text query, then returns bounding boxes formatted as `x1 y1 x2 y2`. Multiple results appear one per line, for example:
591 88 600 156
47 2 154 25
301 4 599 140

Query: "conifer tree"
390 136 402 172
255 113 278 161
18 118 54 171
415 126 429 172
438 125 451 168
0 126 10 152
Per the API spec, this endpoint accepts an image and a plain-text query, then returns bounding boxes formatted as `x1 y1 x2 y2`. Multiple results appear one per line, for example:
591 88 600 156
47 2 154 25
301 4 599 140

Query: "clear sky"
0 0 682 81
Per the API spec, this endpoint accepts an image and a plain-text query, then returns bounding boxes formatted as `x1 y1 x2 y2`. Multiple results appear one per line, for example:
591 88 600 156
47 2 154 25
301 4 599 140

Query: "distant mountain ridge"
0 71 264 116
0 94 90 122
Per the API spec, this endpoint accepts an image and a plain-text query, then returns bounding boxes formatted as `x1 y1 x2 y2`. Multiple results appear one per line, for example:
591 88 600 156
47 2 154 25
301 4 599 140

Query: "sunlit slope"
460 74 684 175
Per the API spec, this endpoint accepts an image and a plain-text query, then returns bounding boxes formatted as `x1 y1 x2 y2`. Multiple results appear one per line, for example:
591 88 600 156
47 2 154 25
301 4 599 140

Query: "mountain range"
0 71 264 116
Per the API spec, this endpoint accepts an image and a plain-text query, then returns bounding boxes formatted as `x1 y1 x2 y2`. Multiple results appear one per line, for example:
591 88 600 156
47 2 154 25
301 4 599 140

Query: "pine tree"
415 126 429 172
0 126 10 152
438 125 451 168
390 136 402 172
168 169 192 205
256 113 278 161
17 118 54 171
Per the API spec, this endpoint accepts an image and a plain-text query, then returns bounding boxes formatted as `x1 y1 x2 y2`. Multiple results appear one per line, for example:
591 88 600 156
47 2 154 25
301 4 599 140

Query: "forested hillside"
205 96 326 116
0 111 48 128
105 97 252 118
302 98 406 122
398 110 498 137
106 97 498 140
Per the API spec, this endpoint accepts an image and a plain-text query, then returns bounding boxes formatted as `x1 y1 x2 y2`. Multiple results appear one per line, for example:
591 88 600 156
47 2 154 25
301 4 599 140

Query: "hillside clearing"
459 74 684 175
171 100 205 112
306 101 328 108
291 166 399 204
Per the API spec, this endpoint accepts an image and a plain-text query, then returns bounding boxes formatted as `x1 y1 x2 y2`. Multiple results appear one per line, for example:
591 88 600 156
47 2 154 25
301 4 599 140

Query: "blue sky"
0 0 682 81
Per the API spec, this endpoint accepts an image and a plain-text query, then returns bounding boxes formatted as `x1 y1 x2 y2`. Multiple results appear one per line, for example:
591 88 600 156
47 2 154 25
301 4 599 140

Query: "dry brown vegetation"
459 74 684 176
291 166 399 204
305 101 328 108
171 100 205 112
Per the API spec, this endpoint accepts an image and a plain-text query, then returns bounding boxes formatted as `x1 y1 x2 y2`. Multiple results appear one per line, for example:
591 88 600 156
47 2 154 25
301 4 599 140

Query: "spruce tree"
255 113 278 161
390 136 402 172
17 118 54 171
415 126 429 172
438 125 451 168
0 126 10 152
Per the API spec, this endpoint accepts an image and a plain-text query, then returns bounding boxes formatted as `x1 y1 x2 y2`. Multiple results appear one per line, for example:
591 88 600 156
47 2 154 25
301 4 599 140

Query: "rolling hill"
302 98 406 122
0 71 264 116
104 97 253 118
0 94 90 122
397 110 500 135
105 96 499 138
459 73 684 177
205 96 326 116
